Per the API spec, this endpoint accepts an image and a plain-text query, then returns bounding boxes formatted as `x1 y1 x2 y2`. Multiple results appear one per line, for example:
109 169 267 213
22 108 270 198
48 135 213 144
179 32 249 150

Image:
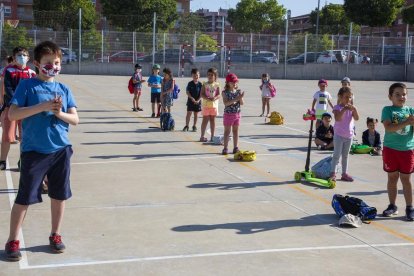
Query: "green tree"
309 4 360 35
33 0 97 30
227 0 285 33
101 0 178 32
2 25 34 56
344 0 404 27
196 34 217 51
402 4 414 25
290 33 333 55
178 13 206 34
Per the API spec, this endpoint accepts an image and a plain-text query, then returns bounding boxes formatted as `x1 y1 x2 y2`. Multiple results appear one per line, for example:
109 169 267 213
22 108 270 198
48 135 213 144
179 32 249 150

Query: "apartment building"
0 0 34 28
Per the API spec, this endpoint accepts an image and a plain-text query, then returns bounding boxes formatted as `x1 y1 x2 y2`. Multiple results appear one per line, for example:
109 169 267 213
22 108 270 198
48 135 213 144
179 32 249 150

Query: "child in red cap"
221 73 244 155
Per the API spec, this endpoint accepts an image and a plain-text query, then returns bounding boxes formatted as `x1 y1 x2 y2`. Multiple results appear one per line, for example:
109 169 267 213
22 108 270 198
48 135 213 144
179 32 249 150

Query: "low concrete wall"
62 61 412 82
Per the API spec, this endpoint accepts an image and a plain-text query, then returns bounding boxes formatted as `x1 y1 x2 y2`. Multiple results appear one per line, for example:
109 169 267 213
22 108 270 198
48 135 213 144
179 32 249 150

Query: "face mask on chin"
16 55 28 66
40 64 61 77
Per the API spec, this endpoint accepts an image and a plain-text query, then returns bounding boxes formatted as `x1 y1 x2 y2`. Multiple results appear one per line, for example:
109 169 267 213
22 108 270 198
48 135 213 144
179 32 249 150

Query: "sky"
190 0 345 17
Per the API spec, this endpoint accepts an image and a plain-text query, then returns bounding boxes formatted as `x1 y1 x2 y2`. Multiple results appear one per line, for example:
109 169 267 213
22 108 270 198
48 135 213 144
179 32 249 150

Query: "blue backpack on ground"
160 112 175 131
332 194 377 221
311 156 332 179
172 84 180 100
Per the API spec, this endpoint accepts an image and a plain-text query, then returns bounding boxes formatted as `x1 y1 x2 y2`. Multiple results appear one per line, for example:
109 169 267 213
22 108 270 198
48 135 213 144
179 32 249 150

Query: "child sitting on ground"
362 117 382 156
315 112 334 150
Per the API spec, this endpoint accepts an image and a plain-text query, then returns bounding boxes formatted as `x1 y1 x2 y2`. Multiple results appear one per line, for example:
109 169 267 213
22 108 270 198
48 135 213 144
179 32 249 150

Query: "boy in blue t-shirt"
147 64 162 117
4 41 79 261
381 82 414 221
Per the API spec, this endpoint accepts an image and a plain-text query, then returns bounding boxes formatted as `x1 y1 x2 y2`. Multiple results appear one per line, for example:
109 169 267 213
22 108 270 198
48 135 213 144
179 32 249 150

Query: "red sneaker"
5 240 22 261
49 233 66 253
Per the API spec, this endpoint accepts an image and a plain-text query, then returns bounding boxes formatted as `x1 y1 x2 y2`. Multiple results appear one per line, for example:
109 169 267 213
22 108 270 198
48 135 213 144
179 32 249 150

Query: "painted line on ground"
21 242 414 270
5 159 29 269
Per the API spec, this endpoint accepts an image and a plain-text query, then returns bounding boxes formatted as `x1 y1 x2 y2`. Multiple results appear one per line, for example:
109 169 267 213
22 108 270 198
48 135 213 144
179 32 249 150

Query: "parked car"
255 51 278 64
317 50 346 63
373 45 414 65
137 49 194 64
215 50 272 63
287 52 321 64
96 51 144 63
193 50 217 63
61 47 77 64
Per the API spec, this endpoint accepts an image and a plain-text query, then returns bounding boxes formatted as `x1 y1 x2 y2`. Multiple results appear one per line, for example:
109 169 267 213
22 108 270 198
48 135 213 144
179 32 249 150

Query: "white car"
317 50 345 63
255 51 279 64
193 51 217 63
60 47 77 64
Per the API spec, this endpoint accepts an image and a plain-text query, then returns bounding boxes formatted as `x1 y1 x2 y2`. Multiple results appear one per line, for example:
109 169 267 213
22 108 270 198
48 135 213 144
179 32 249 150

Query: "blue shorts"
15 146 73 205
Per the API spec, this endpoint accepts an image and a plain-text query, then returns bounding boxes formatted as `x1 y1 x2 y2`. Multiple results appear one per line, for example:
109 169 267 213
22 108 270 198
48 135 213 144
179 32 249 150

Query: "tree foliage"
309 4 360 35
33 0 97 30
290 33 333 55
402 4 414 25
2 25 34 56
227 0 285 33
344 0 405 27
101 0 178 32
196 34 217 51
177 13 206 34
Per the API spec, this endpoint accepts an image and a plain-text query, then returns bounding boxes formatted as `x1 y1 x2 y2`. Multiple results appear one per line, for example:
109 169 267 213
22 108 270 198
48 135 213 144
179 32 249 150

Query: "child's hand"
326 131 332 138
407 115 414 125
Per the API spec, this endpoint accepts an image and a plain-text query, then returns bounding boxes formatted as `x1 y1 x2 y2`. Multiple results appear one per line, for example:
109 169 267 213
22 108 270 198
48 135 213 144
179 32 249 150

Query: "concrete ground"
0 75 414 275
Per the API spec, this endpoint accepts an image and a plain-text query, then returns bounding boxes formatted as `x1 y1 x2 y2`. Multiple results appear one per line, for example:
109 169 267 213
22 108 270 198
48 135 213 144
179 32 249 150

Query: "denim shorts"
15 146 73 205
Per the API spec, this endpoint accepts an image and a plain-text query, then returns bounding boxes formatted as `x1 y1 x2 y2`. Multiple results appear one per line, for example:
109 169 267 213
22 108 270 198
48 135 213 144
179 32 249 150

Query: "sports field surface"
1 75 413 275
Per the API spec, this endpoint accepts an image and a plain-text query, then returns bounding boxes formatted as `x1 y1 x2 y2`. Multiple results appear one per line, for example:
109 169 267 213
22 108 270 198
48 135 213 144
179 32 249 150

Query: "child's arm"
333 106 347 121
328 99 334 109
383 116 414 132
167 80 175 93
54 106 79 126
8 99 61 121
311 98 316 110
212 87 221 101
238 91 245 105
351 105 359 120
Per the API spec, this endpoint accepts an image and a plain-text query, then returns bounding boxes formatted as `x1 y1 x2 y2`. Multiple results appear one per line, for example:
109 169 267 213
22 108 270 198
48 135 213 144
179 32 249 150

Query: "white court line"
22 242 414 270
4 159 29 268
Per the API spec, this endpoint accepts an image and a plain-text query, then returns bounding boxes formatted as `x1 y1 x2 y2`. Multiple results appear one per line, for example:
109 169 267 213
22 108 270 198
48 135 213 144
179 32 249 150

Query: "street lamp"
284 9 291 79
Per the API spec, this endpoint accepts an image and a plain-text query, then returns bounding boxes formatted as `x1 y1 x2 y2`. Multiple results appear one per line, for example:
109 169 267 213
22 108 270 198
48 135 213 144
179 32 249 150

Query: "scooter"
294 109 336 188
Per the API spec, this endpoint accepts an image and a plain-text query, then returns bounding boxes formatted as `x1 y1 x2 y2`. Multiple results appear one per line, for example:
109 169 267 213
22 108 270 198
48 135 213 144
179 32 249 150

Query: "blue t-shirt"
147 74 162 93
11 78 77 154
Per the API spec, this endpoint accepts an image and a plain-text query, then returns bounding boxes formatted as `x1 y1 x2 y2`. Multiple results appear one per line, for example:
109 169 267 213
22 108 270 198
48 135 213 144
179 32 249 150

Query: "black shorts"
15 146 73 205
151 93 161 103
187 100 202 112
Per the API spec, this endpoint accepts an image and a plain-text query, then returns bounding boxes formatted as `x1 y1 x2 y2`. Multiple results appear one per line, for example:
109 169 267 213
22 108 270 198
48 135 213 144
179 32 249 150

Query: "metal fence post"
356 35 360 64
381 36 385 65
277 34 280 63
78 8 81 74
250 32 253 63
101 29 103 63
304 34 308 64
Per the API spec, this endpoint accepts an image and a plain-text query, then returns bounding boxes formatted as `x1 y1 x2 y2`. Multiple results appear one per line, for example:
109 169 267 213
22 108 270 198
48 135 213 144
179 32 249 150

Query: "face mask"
40 64 61 77
16 55 28 66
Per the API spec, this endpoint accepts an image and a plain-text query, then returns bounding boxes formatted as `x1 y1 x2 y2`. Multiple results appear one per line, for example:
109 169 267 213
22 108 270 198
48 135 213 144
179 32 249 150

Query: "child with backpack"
183 68 202 132
381 82 414 221
221 73 244 155
362 117 382 156
330 87 359 182
259 73 276 117
160 67 174 114
200 67 220 142
131 63 145 112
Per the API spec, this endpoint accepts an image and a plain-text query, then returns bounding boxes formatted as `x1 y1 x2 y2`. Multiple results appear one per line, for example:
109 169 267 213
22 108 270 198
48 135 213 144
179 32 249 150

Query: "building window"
4 6 11 17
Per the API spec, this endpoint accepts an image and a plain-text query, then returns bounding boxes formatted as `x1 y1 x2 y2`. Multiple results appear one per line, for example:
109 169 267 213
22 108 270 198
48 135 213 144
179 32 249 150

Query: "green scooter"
294 110 336 189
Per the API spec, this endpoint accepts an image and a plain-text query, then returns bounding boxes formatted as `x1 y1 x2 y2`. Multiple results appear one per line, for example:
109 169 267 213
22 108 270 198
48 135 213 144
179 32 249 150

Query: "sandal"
199 137 208 142
232 147 240 154
183 126 189 131
222 148 228 155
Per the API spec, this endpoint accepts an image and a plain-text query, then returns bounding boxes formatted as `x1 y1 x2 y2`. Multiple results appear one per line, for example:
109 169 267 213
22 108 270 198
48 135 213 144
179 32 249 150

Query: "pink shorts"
202 107 218 116
223 112 241 126
383 146 414 174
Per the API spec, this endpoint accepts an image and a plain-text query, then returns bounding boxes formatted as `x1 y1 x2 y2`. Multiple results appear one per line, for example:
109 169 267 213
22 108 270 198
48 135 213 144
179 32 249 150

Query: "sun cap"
226 73 239 83
341 77 351 83
318 79 328 85
152 64 160 69
339 214 362 228
135 63 142 69
321 112 332 119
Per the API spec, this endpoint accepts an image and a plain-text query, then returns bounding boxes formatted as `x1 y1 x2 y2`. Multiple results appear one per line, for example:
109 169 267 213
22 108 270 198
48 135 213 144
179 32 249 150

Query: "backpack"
269 84 277 98
128 77 134 94
332 194 377 221
160 112 175 131
172 84 180 99
311 156 332 179
268 111 284 125
350 144 373 154
234 150 256 161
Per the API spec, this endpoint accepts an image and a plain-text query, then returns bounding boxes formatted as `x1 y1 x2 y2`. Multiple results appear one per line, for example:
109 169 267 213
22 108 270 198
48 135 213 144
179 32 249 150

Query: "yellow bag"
234 150 256 161
268 111 284 125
